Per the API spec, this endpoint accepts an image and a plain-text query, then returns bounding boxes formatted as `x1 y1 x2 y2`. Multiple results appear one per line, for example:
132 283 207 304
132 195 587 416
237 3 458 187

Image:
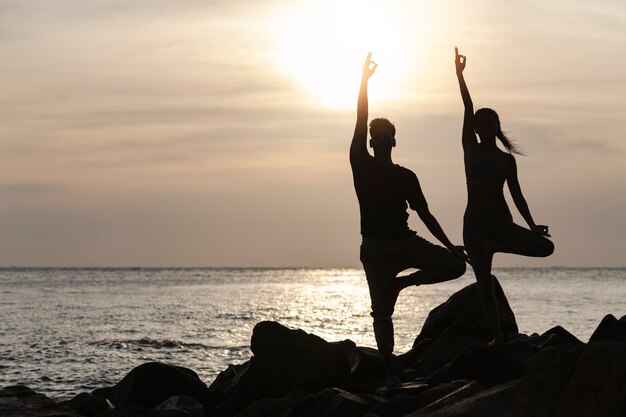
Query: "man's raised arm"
350 52 377 161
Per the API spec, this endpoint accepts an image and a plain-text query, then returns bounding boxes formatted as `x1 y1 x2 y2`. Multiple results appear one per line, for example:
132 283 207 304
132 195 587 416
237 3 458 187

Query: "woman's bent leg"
487 222 554 259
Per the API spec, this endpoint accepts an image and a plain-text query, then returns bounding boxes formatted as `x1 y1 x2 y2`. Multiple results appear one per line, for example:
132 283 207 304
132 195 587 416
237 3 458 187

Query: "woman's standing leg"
464 223 504 343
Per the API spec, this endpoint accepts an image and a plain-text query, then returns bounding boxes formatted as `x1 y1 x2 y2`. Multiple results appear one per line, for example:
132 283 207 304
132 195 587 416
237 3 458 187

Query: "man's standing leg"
361 239 403 386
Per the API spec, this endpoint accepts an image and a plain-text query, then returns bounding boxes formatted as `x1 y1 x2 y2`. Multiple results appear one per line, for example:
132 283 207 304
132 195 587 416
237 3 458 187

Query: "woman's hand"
455 46 466 74
362 52 378 80
531 224 551 238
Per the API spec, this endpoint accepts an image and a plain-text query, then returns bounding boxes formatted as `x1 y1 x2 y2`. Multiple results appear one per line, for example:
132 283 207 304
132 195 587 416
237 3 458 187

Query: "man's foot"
381 354 402 387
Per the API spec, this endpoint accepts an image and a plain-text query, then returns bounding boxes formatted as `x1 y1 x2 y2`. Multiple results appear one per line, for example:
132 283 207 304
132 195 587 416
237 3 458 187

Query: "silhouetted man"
350 53 467 386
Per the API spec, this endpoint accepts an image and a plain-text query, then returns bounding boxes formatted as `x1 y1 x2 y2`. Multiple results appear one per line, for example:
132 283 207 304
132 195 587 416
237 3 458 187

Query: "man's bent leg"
394 235 466 289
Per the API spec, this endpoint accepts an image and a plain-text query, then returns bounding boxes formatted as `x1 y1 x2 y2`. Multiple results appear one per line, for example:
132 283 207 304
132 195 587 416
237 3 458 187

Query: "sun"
270 1 434 109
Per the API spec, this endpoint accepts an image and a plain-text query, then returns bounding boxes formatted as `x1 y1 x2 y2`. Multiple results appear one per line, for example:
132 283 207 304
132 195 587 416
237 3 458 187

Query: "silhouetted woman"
454 47 554 343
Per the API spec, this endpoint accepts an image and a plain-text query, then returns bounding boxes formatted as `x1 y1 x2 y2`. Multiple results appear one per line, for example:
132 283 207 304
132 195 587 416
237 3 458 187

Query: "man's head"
369 118 396 151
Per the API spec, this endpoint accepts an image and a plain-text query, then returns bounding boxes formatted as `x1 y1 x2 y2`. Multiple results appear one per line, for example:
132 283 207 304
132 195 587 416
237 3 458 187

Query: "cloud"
0 182 57 197
0 0 625 266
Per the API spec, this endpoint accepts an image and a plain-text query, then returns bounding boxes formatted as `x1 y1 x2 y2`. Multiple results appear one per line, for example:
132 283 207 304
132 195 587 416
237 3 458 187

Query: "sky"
0 0 625 267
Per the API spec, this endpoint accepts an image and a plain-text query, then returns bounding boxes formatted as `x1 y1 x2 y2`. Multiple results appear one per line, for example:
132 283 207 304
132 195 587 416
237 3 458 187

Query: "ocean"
0 267 624 399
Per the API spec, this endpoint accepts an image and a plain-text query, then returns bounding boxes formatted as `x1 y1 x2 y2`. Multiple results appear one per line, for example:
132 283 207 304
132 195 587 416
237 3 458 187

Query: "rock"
347 346 387 385
231 397 295 417
208 363 250 405
97 404 189 416
223 321 356 401
290 388 370 417
409 278 518 373
537 325 584 347
232 388 369 417
347 346 434 392
434 343 525 388
396 381 484 416
62 392 111 416
0 385 80 417
588 314 626 342
93 362 214 415
404 380 518 417
373 382 429 398
514 342 626 417
366 382 472 417
153 395 205 417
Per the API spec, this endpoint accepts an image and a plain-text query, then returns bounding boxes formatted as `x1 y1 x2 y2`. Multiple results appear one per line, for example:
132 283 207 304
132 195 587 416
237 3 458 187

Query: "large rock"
514 341 626 417
210 322 356 404
62 392 111 416
399 381 484 416
347 346 391 387
588 314 626 343
434 343 525 388
208 363 250 406
347 340 433 390
364 380 469 417
404 380 518 417
428 324 584 389
92 362 214 415
409 278 518 373
290 388 370 417
233 388 369 417
155 395 205 417
0 385 79 417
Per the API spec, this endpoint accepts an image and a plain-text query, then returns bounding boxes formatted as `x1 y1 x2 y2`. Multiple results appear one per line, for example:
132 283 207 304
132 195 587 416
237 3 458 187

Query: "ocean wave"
89 338 249 351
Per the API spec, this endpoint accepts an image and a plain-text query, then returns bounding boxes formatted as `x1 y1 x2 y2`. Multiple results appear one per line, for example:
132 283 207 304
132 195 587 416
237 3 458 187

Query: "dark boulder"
348 341 433 389
231 397 295 417
92 362 214 416
0 385 79 417
373 382 430 398
233 388 369 417
514 342 626 417
434 343 525 388
404 380 517 417
347 346 388 386
365 380 469 417
211 322 356 404
155 395 205 417
527 325 584 349
588 314 626 343
208 363 250 405
62 392 111 416
409 278 518 373
290 388 370 417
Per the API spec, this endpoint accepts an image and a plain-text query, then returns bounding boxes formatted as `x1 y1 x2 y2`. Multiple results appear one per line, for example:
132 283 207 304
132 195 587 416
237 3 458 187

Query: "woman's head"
474 108 523 155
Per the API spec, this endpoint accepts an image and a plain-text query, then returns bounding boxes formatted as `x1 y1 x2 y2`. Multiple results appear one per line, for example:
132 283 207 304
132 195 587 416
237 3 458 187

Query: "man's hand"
450 245 470 264
363 52 378 80
454 46 466 74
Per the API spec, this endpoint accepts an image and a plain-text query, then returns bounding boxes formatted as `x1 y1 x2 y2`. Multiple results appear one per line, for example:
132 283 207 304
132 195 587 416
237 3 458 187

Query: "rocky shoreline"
3 278 626 417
